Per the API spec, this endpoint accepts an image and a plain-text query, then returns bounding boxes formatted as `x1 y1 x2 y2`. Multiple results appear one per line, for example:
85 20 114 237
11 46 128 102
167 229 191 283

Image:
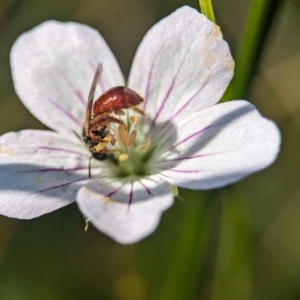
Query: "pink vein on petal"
168 169 202 173
36 177 88 193
136 176 160 186
149 48 190 130
46 97 81 126
158 172 174 180
56 68 86 106
143 48 162 111
162 79 208 129
162 152 221 162
16 167 88 173
127 182 134 213
171 123 225 150
146 177 160 184
139 180 153 196
106 183 124 198
36 146 88 157
96 179 124 186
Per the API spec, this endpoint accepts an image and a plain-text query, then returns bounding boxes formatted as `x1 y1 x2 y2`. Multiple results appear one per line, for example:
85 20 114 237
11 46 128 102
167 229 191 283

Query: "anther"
127 130 137 146
141 138 151 153
130 116 140 127
119 153 129 161
106 133 116 146
118 124 128 146
93 141 108 152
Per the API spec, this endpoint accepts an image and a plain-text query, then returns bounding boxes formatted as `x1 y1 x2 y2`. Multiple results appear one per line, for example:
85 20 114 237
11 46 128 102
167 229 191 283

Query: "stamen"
93 142 108 152
130 116 140 127
119 153 129 161
127 130 137 146
118 124 128 146
141 138 151 153
133 106 147 116
106 133 116 145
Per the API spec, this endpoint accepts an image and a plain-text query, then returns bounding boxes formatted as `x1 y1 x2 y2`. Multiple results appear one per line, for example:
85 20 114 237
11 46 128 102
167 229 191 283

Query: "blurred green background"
1 0 300 299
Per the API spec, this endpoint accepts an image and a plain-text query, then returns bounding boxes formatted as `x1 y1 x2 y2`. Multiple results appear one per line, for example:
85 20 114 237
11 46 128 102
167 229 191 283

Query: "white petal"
0 130 91 218
155 101 281 189
128 6 234 128
77 177 173 244
11 21 124 134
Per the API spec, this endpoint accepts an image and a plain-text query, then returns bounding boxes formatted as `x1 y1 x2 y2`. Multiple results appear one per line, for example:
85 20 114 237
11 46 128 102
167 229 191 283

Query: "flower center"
98 114 154 178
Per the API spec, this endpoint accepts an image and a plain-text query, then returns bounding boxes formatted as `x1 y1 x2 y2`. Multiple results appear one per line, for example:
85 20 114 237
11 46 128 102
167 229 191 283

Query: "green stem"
222 0 283 101
211 189 253 300
199 0 216 23
157 190 212 300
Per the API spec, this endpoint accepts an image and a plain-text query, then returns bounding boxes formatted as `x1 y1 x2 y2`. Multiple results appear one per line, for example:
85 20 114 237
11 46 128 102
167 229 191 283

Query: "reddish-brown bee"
83 64 144 161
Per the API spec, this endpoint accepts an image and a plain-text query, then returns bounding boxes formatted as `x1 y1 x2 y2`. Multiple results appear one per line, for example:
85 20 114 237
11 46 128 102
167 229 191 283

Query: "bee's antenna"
83 63 103 137
88 156 92 178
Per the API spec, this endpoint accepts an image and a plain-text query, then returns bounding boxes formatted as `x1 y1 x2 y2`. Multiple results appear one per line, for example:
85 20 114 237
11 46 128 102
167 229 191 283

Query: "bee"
82 64 144 164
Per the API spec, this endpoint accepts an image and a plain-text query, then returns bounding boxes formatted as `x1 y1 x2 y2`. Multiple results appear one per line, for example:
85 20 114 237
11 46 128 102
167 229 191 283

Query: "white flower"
0 6 280 244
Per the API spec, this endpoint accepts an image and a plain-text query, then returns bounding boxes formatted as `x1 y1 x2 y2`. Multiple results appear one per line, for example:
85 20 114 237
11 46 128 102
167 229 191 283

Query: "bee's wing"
83 63 103 137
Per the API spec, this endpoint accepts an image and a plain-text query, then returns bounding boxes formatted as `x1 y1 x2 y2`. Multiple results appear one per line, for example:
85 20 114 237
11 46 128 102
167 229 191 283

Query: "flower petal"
11 21 124 134
155 101 281 189
0 130 91 218
128 6 234 128
77 177 173 244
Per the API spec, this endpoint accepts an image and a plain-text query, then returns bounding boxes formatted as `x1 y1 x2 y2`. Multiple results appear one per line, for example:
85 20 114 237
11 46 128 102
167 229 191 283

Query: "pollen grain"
119 153 129 161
